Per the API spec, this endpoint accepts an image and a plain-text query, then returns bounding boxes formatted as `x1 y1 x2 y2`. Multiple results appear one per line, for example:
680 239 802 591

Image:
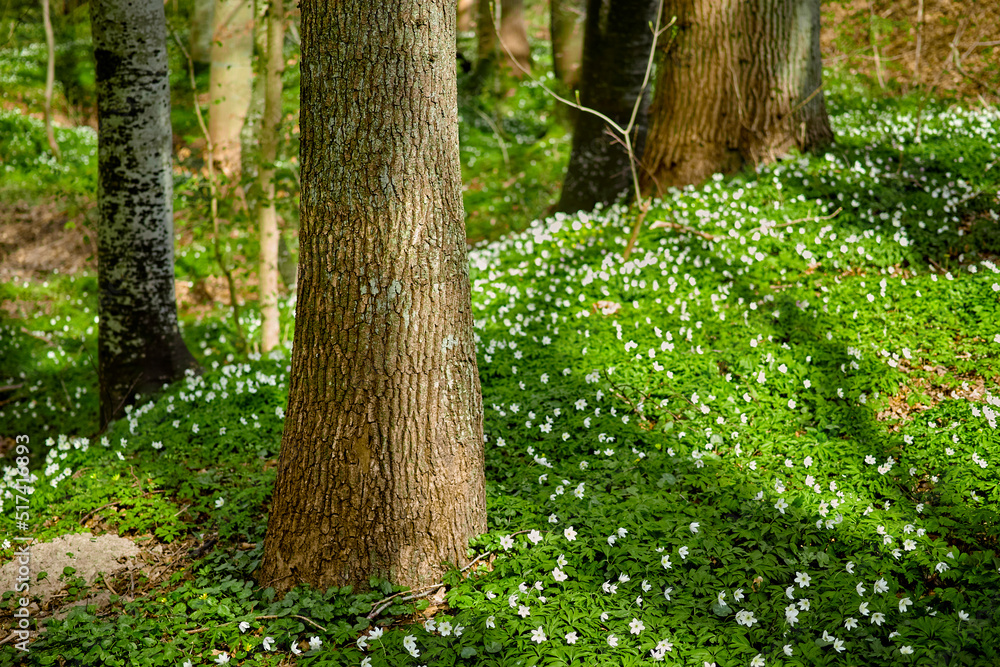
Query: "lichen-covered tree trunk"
551 0 586 91
91 0 198 429
209 0 254 178
258 0 283 353
556 0 658 214
642 0 833 192
256 0 486 594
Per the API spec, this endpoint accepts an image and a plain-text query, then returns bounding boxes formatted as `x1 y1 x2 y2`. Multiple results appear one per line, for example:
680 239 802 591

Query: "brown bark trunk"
551 0 585 91
499 0 532 76
642 0 833 192
476 0 497 74
258 0 283 353
557 0 658 214
256 0 486 595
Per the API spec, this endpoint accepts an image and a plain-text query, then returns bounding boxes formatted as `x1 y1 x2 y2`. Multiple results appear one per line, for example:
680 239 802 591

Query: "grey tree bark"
258 0 283 353
256 0 486 594
556 0 658 214
642 0 834 191
91 0 198 429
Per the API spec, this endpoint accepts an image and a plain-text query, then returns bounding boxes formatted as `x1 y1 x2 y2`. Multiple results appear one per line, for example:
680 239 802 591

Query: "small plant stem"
166 23 247 354
912 0 924 89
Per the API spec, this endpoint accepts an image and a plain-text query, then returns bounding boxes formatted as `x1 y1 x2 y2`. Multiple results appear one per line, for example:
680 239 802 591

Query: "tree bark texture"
209 0 254 178
642 0 833 192
258 0 283 353
556 0 658 214
256 0 486 594
550 0 586 91
91 0 198 429
42 0 60 160
189 0 215 65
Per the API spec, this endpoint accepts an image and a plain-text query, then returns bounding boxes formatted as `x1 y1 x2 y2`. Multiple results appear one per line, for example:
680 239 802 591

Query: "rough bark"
556 0 658 214
42 0 60 160
642 0 833 192
551 0 586 90
499 0 531 75
258 0 283 353
189 0 215 65
91 0 198 430
209 0 254 178
256 0 486 594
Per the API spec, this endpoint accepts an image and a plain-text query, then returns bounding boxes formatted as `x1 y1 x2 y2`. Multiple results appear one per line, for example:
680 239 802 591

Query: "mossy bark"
256 0 486 594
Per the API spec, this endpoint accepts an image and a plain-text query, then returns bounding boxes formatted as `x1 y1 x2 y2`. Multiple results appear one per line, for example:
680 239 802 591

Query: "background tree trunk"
189 0 214 65
209 0 254 179
556 0 658 214
91 0 198 430
42 0 60 160
258 0 283 353
550 0 585 91
642 0 833 192
475 0 497 79
499 0 531 75
256 0 486 594
458 0 474 32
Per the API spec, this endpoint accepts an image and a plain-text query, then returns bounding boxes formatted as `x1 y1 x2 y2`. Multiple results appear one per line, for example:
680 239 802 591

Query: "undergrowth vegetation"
1 28 1000 667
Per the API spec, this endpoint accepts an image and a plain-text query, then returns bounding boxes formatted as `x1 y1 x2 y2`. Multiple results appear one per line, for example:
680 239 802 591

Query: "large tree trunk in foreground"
642 0 833 192
257 0 486 595
557 0 658 214
258 0 283 353
91 0 198 430
551 0 585 91
209 0 254 179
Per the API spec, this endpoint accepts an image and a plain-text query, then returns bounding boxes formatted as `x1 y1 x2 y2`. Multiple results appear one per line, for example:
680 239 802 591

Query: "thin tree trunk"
499 0 531 75
475 0 498 78
189 0 214 65
256 0 486 594
258 0 283 353
551 0 585 90
91 0 198 429
642 0 833 192
458 0 474 31
209 0 254 179
42 0 60 160
557 0 658 214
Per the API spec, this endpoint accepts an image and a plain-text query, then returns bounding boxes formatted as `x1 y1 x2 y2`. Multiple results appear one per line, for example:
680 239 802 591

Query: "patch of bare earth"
877 362 995 430
0 200 95 281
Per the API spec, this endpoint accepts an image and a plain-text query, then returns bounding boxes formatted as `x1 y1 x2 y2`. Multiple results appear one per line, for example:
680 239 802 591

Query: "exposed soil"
0 200 96 281
821 0 1000 102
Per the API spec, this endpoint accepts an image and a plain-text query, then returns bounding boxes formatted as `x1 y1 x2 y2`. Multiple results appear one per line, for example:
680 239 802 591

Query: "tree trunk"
91 0 198 430
458 0 474 31
475 0 497 78
189 0 214 65
551 0 585 91
42 0 60 160
642 0 833 192
556 0 658 214
258 0 283 353
256 0 486 594
209 0 254 179
499 0 531 76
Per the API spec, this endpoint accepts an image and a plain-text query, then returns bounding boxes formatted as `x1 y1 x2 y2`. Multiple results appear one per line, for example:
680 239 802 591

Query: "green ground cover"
1 37 1000 667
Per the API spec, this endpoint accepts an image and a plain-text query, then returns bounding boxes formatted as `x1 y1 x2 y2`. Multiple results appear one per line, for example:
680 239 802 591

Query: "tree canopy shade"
642 0 834 191
556 0 659 214
91 0 198 429
255 0 486 594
